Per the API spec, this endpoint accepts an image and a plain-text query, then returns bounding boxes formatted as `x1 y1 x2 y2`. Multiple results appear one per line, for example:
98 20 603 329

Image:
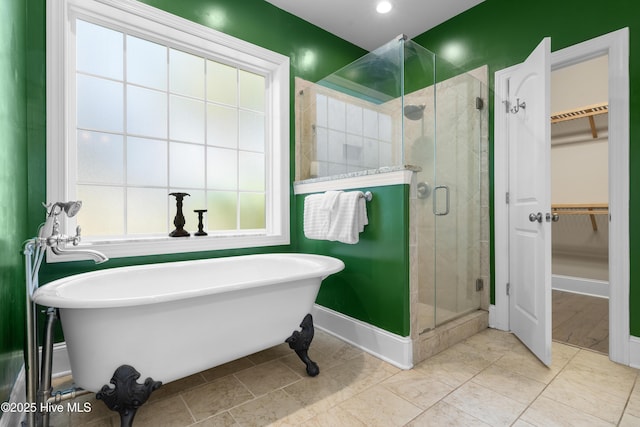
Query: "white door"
508 38 552 366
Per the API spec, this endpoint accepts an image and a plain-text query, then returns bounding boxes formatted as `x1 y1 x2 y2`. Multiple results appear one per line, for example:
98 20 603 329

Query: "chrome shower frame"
22 202 107 427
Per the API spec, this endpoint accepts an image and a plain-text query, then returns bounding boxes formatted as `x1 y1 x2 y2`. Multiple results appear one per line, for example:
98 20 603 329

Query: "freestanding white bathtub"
32 253 344 393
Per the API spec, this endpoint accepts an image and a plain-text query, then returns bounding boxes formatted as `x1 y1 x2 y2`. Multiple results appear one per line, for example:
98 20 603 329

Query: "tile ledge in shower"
294 165 420 195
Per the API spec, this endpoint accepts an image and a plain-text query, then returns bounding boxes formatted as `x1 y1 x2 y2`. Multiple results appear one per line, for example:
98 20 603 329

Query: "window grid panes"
75 19 267 237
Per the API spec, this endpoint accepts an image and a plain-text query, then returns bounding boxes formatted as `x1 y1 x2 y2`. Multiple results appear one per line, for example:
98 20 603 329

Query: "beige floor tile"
626 380 640 418
284 370 357 416
129 394 194 427
462 329 522 359
229 389 310 427
200 357 256 382
443 381 526 426
182 376 254 421
619 411 640 427
406 401 491 427
413 342 494 388
382 369 455 409
541 369 628 424
149 372 206 403
471 364 546 404
298 406 368 427
190 411 239 426
338 385 423 426
519 396 615 426
247 343 293 365
234 360 301 396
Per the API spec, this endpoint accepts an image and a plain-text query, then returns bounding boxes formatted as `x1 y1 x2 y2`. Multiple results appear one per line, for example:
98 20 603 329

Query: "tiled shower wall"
295 78 401 180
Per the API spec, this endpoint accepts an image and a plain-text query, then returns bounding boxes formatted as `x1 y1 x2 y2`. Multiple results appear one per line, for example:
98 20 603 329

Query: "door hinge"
475 278 484 292
506 192 510 204
506 283 510 295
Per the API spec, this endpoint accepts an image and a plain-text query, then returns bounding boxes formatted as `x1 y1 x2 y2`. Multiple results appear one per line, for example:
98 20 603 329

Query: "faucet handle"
72 226 82 246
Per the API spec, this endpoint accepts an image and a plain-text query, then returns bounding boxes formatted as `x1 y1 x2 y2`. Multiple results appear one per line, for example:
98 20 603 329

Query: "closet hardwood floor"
552 289 609 354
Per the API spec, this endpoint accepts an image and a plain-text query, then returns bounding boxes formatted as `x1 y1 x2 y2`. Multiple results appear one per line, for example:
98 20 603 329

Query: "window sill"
45 233 290 263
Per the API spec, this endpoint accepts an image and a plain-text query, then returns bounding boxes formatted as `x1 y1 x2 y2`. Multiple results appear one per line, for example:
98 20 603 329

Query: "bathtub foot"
96 364 162 427
285 313 319 377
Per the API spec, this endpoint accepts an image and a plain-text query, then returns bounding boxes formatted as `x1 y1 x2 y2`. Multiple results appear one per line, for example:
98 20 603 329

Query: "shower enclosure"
295 36 489 354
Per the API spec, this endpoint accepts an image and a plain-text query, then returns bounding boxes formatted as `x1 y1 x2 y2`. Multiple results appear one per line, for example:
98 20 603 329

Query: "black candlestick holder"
169 192 190 237
194 209 208 236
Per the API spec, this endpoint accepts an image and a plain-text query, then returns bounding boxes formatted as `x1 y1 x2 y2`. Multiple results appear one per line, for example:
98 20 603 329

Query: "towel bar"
361 191 373 202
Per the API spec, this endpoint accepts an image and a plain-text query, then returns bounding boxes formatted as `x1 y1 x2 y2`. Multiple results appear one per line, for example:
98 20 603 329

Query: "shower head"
49 201 83 218
404 104 426 121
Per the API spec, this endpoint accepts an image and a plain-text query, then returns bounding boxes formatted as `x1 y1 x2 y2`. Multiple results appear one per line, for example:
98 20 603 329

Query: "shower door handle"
433 185 450 216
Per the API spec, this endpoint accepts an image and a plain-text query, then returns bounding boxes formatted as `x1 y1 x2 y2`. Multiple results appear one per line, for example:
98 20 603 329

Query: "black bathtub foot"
96 364 162 427
285 313 319 377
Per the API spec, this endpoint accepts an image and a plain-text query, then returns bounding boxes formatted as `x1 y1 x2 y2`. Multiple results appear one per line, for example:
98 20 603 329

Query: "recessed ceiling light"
376 1 393 14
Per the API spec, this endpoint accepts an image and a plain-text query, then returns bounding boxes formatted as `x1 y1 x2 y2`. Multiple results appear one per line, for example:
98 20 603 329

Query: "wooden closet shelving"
551 203 608 231
550 102 608 139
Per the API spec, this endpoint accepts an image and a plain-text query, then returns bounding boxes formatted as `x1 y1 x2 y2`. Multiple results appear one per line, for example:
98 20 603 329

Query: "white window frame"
46 0 290 261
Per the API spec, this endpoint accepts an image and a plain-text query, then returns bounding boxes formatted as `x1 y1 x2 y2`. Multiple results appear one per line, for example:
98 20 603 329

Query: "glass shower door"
432 68 484 326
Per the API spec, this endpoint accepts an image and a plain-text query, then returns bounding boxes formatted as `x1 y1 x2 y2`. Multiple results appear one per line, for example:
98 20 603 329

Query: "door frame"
493 28 630 365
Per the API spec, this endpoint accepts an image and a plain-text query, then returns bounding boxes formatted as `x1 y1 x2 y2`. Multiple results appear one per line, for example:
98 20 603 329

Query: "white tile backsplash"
314 95 394 177
327 97 346 131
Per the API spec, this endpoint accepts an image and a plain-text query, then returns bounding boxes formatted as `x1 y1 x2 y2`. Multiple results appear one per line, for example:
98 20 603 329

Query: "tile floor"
50 328 640 426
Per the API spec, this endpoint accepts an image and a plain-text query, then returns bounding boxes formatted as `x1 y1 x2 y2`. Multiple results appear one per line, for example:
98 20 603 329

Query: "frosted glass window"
76 185 124 236
169 142 205 188
77 131 124 184
170 49 204 98
207 191 237 230
239 193 265 229
207 60 237 105
379 142 392 165
238 152 264 191
127 188 168 234
238 70 265 112
126 35 167 90
207 104 237 149
127 85 167 138
207 147 237 190
77 75 123 132
127 137 167 186
76 20 123 80
238 110 265 152
170 95 205 143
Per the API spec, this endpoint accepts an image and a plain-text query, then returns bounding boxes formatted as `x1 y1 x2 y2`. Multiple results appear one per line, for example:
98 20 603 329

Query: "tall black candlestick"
169 192 190 237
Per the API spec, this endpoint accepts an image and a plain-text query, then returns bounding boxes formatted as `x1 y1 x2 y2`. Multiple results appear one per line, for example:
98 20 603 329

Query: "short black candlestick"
169 192 190 237
194 209 208 236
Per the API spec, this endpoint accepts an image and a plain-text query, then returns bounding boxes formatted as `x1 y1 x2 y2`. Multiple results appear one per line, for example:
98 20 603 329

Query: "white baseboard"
552 274 609 298
629 336 640 369
311 304 413 369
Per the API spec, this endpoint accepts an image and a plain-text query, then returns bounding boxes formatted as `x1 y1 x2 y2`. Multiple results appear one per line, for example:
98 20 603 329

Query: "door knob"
529 212 543 223
546 212 560 222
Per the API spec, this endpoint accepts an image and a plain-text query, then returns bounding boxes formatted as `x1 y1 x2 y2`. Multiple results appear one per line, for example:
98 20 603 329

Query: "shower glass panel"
296 36 485 334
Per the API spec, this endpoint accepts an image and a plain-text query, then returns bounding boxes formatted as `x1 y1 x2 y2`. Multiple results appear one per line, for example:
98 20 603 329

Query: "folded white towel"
303 191 341 240
326 191 369 244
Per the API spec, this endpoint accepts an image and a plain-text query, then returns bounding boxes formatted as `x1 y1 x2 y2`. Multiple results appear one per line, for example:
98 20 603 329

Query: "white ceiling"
264 0 485 51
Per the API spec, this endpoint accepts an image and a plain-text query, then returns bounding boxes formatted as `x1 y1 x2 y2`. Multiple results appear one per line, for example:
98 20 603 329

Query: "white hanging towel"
303 191 342 240
326 191 369 244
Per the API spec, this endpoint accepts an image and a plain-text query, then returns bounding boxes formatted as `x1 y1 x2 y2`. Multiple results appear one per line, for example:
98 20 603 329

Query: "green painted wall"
0 0 27 406
296 185 410 336
4 0 368 403
413 0 640 335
